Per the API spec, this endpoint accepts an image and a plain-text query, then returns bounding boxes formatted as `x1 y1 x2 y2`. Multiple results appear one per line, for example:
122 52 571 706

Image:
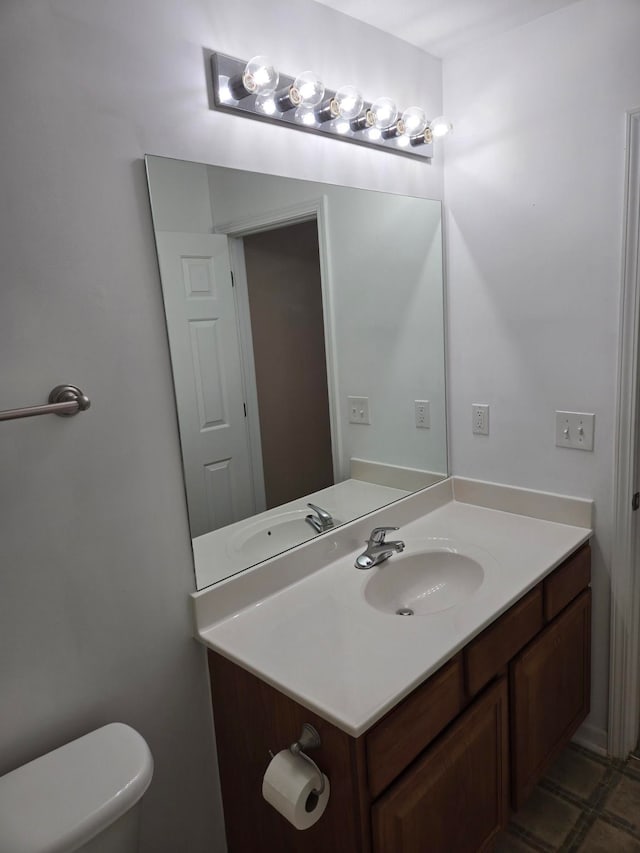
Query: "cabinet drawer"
465 585 543 697
366 654 464 798
544 544 590 621
372 677 509 853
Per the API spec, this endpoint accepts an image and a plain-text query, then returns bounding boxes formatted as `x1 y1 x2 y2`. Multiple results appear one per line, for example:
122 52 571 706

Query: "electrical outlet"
555 411 595 451
472 404 489 435
348 396 370 425
414 400 430 429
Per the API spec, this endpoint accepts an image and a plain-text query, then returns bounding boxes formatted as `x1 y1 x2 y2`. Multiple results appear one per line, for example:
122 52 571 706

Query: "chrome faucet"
355 526 405 569
306 502 334 534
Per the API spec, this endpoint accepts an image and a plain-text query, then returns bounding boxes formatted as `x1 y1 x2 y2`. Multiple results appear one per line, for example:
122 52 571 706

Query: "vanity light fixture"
211 52 452 160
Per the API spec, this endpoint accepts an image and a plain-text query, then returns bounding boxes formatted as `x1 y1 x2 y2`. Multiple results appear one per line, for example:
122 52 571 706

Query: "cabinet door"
511 589 591 809
372 678 509 853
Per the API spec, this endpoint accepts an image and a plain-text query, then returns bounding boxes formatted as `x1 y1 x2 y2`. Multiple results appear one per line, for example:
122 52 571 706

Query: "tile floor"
495 744 640 851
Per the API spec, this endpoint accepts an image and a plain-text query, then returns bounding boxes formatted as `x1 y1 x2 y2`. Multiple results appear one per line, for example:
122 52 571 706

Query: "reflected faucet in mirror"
305 503 334 533
145 155 447 589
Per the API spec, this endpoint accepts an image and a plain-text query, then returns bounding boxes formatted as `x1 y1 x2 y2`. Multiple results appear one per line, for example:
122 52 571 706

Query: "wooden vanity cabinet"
510 588 591 809
372 677 509 853
207 651 371 853
207 543 591 853
366 655 465 799
464 585 543 697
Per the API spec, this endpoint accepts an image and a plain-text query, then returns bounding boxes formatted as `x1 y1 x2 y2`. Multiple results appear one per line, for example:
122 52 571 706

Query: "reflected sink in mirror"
228 509 342 564
364 540 488 616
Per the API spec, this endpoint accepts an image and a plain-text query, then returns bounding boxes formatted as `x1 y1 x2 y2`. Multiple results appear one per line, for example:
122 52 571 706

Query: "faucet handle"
369 526 399 544
307 503 332 523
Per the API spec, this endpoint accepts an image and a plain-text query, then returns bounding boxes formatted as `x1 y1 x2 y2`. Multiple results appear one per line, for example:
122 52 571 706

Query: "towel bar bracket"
48 385 91 416
0 384 91 422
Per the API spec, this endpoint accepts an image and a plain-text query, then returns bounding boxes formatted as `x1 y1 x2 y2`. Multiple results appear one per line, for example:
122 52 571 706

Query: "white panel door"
155 232 255 537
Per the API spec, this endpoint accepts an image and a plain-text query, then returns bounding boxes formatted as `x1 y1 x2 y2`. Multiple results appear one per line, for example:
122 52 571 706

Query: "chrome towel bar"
0 385 91 422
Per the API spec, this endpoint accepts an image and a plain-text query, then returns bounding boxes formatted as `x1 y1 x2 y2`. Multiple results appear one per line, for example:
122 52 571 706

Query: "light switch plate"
414 400 430 429
348 396 370 425
555 411 595 451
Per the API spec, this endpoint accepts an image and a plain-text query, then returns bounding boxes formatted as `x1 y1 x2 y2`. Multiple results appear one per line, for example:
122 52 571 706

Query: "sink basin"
229 511 314 563
228 510 341 565
364 542 486 615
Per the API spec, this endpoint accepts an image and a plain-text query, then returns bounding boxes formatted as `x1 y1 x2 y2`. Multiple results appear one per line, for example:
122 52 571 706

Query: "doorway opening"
233 219 335 511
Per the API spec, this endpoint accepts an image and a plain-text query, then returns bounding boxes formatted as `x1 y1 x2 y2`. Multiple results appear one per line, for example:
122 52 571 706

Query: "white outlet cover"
472 403 489 435
414 400 430 429
555 411 595 451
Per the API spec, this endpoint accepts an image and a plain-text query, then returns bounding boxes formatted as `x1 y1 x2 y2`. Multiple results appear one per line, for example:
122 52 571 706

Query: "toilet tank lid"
0 723 153 853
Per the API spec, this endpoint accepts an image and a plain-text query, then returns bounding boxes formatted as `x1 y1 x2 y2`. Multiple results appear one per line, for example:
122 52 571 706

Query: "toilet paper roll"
262 750 330 830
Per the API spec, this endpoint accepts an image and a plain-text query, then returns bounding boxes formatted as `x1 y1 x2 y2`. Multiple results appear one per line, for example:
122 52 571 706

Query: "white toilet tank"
0 723 153 853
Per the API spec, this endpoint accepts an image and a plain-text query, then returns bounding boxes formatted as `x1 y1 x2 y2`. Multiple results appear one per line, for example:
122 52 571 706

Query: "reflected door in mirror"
155 232 256 536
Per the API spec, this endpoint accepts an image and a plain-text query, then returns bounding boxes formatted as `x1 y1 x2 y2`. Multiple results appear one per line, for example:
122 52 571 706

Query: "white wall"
444 0 640 741
0 2 442 851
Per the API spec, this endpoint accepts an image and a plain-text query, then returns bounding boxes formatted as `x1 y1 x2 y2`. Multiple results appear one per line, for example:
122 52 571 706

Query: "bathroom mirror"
146 155 447 589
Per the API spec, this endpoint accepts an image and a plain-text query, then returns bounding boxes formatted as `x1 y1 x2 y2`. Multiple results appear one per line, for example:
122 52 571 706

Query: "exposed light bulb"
401 106 427 136
255 92 277 115
429 116 453 138
295 105 317 126
293 71 325 107
381 119 405 140
218 83 233 103
332 85 364 120
370 97 398 130
410 127 433 147
242 55 279 95
397 135 410 148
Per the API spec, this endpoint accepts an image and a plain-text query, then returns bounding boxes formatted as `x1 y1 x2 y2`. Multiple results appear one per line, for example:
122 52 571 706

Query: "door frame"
227 237 267 513
215 197 343 486
610 108 640 759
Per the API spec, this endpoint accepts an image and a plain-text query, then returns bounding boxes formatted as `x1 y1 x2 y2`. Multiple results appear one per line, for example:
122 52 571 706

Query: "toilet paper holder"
271 723 326 796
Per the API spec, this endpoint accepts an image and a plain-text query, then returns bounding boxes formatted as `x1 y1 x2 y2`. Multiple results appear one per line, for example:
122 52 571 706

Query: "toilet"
0 723 153 853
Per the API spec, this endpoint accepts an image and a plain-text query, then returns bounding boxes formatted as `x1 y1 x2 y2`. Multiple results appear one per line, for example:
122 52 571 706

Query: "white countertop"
196 484 591 737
